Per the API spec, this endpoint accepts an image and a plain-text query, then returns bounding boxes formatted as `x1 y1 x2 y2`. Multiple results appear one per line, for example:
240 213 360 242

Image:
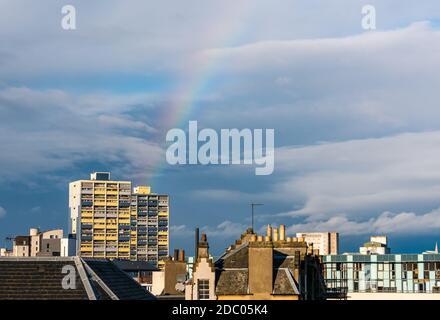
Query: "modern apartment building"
322 239 440 299
130 186 170 268
296 232 339 255
69 172 169 267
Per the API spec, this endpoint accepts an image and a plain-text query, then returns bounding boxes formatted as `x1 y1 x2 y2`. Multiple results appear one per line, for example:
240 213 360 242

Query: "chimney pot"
280 224 286 241
266 225 272 238
273 228 279 242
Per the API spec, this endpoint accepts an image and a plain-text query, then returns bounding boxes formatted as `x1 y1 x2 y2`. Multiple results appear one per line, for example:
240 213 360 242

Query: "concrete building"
69 172 132 259
10 228 63 257
61 235 77 257
359 236 390 255
296 232 339 255
0 248 12 257
186 225 327 300
130 186 170 268
323 239 440 299
69 172 169 267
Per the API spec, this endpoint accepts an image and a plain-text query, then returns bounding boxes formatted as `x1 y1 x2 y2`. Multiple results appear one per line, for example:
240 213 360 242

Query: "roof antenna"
250 203 263 232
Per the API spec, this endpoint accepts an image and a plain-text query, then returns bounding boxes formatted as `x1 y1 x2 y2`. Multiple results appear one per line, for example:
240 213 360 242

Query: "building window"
198 279 210 300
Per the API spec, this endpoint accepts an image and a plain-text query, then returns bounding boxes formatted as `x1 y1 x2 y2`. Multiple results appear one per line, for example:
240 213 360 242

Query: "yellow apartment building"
69 172 169 267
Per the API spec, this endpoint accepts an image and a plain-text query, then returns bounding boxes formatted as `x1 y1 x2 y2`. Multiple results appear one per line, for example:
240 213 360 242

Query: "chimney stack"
198 233 209 259
179 249 185 262
249 239 273 294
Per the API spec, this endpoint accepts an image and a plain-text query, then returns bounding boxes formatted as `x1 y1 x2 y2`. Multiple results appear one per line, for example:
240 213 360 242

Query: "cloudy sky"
1 0 440 255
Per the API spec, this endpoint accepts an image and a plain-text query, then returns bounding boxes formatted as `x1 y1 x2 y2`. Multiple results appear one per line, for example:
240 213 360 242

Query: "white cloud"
191 189 259 202
286 208 440 236
171 221 248 239
197 22 440 140
0 207 6 218
0 87 163 182
30 206 41 213
274 131 440 222
1 1 440 81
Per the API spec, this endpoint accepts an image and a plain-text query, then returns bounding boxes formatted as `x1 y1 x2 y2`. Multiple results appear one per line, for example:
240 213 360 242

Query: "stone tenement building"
186 225 327 300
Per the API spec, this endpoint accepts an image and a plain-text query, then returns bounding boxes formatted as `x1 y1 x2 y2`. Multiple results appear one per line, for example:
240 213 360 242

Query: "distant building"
11 228 63 257
0 257 155 300
323 238 440 300
296 232 339 255
112 260 159 292
0 248 12 257
359 236 390 255
152 249 187 297
60 234 77 257
423 242 439 254
131 186 170 268
186 225 327 300
69 172 169 267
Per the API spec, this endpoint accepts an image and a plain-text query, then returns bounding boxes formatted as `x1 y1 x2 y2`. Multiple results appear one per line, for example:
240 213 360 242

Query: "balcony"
81 235 93 241
81 201 93 207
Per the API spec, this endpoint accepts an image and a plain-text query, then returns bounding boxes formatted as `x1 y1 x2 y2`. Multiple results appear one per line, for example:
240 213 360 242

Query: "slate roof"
215 270 248 295
112 260 159 272
215 243 248 269
214 243 300 296
84 259 154 300
0 257 156 300
0 258 88 300
273 268 299 295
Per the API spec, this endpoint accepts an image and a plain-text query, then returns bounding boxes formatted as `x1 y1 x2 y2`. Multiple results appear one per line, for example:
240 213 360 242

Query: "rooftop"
0 257 156 300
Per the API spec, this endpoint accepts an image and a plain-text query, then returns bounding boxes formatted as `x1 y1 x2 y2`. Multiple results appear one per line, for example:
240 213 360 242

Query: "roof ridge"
74 257 96 300
215 242 248 263
281 267 300 295
81 259 119 300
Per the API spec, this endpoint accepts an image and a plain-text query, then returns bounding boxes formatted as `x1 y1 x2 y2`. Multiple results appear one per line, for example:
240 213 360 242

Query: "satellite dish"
175 282 185 292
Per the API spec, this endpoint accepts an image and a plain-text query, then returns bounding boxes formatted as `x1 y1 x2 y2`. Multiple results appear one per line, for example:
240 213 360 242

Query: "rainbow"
149 2 256 186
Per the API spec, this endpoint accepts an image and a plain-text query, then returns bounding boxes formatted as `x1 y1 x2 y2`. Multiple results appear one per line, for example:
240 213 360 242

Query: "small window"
198 280 210 300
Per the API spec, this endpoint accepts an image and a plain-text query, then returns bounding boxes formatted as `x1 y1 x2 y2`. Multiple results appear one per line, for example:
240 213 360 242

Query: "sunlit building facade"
69 172 169 267
323 253 440 299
